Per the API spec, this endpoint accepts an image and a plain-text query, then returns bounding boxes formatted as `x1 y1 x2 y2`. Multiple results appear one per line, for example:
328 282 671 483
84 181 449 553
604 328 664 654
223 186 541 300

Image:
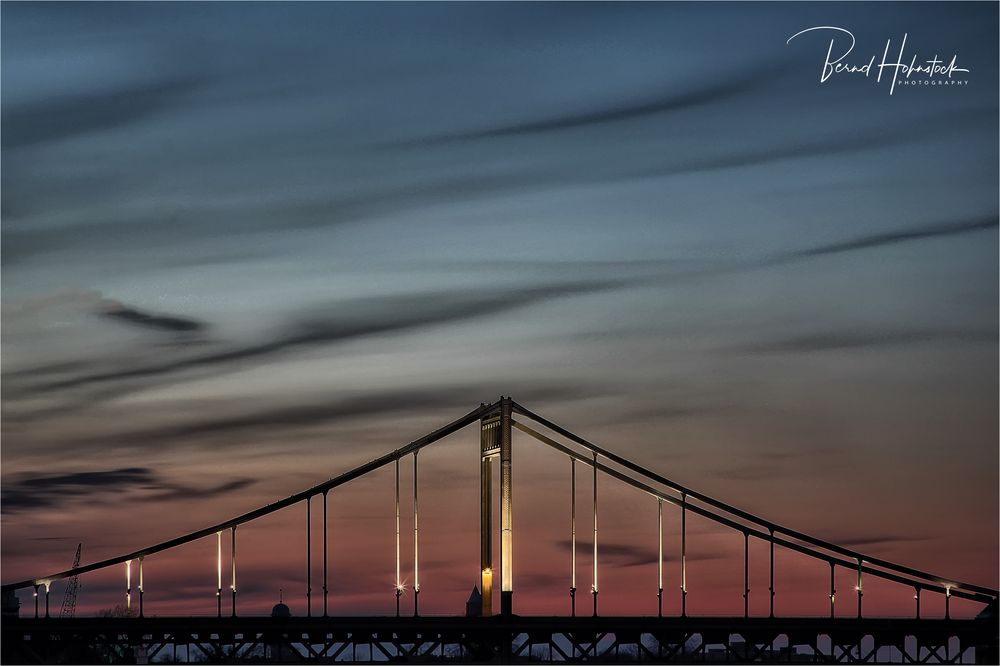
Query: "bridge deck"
3 615 997 664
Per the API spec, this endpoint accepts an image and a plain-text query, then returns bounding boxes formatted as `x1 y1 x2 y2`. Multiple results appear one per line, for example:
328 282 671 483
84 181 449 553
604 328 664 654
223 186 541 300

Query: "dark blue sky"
2 2 997 616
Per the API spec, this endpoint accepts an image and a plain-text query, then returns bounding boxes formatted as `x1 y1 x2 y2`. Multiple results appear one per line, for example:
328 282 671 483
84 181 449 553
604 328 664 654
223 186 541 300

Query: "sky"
1 2 997 620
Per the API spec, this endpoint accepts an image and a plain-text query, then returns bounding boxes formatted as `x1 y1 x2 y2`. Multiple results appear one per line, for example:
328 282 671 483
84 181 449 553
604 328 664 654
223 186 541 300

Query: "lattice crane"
59 543 81 618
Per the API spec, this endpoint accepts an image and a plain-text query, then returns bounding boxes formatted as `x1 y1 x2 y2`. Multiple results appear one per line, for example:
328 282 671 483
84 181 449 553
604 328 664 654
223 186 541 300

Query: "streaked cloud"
403 67 776 145
100 301 206 334
77 383 601 451
33 280 631 395
1 467 254 513
773 215 998 264
731 328 996 354
554 539 725 567
1 76 206 150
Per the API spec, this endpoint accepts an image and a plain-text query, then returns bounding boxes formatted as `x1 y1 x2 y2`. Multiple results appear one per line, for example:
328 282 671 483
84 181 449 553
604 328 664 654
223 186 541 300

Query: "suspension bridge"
2 397 997 664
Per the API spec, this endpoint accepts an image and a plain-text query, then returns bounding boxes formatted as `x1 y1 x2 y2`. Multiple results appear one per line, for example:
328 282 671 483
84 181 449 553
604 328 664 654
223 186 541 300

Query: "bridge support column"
480 456 493 616
480 406 497 617
499 397 513 617
479 398 513 616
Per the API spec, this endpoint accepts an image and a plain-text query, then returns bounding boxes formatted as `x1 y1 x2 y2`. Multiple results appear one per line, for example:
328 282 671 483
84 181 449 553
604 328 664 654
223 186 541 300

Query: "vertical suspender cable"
138 556 144 618
592 451 598 617
306 498 312 617
231 527 236 617
681 493 687 617
413 452 420 616
570 457 576 617
769 530 775 618
216 532 222 618
658 498 663 617
744 532 749 618
829 563 836 618
856 559 863 619
395 457 401 617
323 491 329 617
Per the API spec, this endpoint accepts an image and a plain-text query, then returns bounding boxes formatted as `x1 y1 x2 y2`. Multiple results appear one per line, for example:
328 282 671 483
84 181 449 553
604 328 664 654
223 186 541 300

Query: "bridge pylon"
480 397 513 617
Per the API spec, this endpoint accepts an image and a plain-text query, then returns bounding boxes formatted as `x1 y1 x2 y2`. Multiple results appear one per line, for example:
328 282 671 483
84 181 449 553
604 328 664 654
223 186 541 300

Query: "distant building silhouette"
466 586 482 617
271 589 291 618
267 590 295 662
